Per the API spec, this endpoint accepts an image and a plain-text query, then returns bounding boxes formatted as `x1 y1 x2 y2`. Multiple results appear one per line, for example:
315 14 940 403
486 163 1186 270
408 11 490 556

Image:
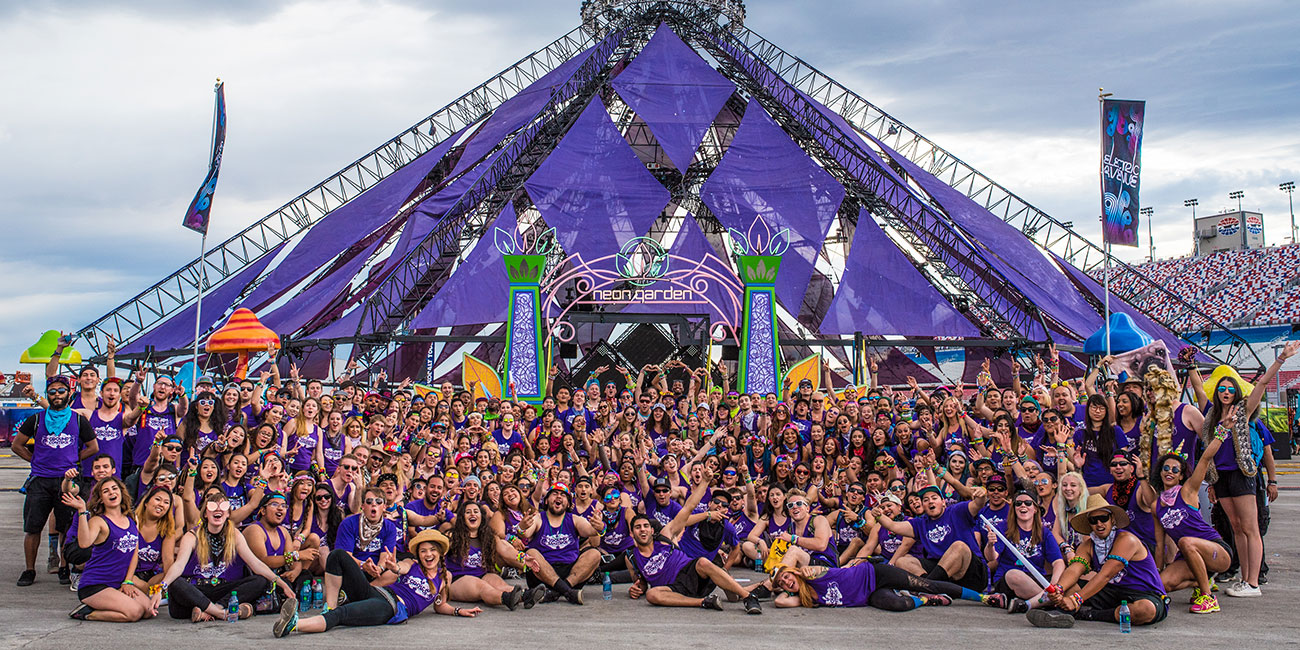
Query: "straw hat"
408 529 449 555
1069 493 1130 535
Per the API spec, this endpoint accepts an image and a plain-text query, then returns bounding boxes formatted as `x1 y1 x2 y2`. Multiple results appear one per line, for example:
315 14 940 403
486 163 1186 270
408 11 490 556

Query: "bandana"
43 404 73 438
1090 528 1119 566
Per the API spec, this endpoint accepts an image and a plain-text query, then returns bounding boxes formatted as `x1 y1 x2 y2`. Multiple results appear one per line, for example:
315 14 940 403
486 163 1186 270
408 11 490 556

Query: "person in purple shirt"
64 477 153 622
335 487 400 571
986 489 1064 614
871 485 1001 599
1072 394 1129 487
773 560 982 610
74 375 143 478
1153 432 1234 614
1029 494 1168 628
642 477 682 527
519 483 603 605
13 375 99 587
625 476 761 614
444 500 538 609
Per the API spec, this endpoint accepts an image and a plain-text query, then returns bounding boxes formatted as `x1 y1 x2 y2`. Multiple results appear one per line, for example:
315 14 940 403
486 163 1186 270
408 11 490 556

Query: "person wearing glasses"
243 492 320 599
1091 451 1157 554
131 375 187 475
13 375 100 587
156 490 296 621
1028 493 1168 628
771 490 836 568
1152 425 1234 613
334 487 400 582
985 488 1064 614
828 480 870 562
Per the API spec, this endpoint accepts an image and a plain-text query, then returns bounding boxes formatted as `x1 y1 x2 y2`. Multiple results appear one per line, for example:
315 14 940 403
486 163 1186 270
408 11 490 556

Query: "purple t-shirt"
808 563 875 607
992 526 1062 583
21 412 94 478
644 497 682 528
629 540 694 588
335 515 398 562
388 562 442 616
906 500 984 562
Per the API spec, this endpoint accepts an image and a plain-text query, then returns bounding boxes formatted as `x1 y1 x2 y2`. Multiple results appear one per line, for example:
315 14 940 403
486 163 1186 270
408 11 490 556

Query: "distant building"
1196 210 1266 256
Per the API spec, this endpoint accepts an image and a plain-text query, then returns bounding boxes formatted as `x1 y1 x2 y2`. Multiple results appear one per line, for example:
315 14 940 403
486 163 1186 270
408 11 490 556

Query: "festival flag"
1100 98 1144 247
182 80 227 234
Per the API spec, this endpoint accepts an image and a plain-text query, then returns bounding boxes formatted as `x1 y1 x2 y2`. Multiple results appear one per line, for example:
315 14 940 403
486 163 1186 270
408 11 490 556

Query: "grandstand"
1096 243 1300 331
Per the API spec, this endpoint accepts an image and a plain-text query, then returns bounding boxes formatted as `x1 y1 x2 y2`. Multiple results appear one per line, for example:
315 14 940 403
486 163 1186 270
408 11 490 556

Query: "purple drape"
821 208 979 337
699 98 844 311
874 347 939 385
1053 253 1197 360
241 131 464 311
525 97 671 259
610 24 735 172
122 242 287 354
621 215 738 325
960 347 1017 386
260 238 383 335
411 204 517 329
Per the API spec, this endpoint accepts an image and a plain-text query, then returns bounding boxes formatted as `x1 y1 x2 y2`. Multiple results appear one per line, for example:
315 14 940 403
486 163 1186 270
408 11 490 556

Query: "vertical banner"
1100 99 1144 247
182 81 227 234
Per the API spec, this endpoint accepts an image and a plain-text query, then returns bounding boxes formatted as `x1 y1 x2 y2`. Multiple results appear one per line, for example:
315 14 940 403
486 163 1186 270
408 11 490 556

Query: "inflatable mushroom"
19 330 83 365
205 308 279 380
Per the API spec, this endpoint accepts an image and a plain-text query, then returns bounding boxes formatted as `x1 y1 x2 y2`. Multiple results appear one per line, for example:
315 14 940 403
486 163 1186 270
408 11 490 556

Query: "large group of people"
10 334 1292 636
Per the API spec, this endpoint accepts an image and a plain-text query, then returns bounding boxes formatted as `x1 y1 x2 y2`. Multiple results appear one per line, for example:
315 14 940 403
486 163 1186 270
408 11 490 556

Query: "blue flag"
182 81 226 234
1100 99 1144 247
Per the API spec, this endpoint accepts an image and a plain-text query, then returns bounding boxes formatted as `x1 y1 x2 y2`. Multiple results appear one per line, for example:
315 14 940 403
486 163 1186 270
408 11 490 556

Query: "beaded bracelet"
1068 555 1091 571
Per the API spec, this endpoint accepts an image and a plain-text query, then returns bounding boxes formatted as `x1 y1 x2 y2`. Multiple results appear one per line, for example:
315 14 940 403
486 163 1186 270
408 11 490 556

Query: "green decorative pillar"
737 255 781 395
503 254 546 403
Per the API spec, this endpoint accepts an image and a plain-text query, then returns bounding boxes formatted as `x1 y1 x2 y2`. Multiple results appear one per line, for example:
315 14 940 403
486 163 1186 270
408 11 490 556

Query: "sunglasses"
47 387 70 396
197 399 215 406
847 487 865 494
786 500 809 509
205 501 231 512
1216 386 1237 394
239 387 253 393
1110 460 1132 468
722 469 737 476
795 469 810 475
1032 478 1050 486
653 488 670 494
1013 499 1036 508
156 473 177 482
315 494 333 501
889 485 906 493
603 491 622 502
363 497 386 505
1042 416 1060 423
986 483 1007 491
162 444 182 452
1088 513 1112 525
1161 464 1182 473
340 464 359 472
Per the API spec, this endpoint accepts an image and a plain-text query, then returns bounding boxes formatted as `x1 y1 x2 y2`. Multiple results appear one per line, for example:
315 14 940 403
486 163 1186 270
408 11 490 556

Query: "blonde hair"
135 486 176 539
192 492 239 568
1055 471 1090 546
773 566 820 608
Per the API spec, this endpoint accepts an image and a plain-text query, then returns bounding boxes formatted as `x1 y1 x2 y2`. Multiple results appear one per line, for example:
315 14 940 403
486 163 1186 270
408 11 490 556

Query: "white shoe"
1225 581 1262 598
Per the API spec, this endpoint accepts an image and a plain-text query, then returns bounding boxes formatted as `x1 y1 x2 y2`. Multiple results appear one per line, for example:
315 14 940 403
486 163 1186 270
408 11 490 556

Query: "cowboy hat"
407 529 450 555
1069 493 1130 535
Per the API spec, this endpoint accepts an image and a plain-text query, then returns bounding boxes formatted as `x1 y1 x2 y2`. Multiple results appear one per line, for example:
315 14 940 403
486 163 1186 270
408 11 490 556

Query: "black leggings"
321 549 395 630
866 563 968 611
167 575 270 619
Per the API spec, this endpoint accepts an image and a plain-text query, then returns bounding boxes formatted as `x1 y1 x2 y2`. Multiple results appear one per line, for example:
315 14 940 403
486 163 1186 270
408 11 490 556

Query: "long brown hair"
447 500 499 570
1006 492 1044 546
135 486 176 539
192 491 239 568
88 477 134 518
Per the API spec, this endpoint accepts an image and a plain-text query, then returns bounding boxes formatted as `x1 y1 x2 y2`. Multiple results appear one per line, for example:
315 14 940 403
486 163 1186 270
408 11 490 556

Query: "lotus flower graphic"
617 237 669 287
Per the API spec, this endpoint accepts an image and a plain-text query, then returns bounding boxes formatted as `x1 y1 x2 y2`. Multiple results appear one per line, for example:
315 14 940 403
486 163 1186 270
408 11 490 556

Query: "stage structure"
78 0 1264 387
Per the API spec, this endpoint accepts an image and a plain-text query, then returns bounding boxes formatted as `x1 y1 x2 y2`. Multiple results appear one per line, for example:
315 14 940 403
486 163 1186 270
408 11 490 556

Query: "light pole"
1140 206 1154 262
1185 198 1199 255
1230 190 1244 212
1282 181 1296 244
1230 191 1246 247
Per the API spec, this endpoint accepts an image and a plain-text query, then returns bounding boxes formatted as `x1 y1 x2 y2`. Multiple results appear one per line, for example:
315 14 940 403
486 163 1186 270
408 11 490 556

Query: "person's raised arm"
104 336 117 380
665 472 712 538
1249 341 1299 417
46 333 71 380
965 485 988 517
1186 415 1232 503
1187 364 1209 411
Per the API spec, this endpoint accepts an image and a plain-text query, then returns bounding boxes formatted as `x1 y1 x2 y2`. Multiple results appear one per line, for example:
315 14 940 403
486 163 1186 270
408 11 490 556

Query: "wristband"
121 580 135 587
1068 555 1090 571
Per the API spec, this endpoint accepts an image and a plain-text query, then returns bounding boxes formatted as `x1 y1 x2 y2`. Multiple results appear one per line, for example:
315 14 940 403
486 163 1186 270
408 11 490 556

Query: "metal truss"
74 25 597 358
348 25 648 369
714 24 1258 367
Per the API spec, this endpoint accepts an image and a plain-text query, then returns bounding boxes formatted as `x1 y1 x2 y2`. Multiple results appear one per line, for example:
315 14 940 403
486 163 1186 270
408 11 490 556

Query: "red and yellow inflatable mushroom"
205 308 278 379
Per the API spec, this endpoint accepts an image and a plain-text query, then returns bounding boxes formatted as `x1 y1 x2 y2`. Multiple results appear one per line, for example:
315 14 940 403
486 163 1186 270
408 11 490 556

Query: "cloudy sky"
1 0 1298 374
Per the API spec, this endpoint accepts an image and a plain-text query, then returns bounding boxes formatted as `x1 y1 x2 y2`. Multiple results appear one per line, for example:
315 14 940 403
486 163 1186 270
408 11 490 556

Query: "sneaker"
47 548 60 574
1214 570 1238 584
273 597 298 638
69 570 81 592
17 570 36 587
700 594 723 611
1190 593 1220 614
1189 586 1202 604
749 584 772 600
523 584 547 610
1259 573 1268 585
1007 597 1028 614
564 588 584 606
1026 608 1075 628
58 566 71 586
503 585 523 611
541 588 563 604
1225 582 1262 598
69 604 93 621
920 593 952 607
983 592 1008 609
743 594 762 615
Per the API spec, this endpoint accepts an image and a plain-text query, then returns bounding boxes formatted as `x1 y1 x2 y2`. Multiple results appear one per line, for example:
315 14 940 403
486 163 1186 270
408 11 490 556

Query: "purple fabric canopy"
525 97 671 260
700 98 845 311
410 204 517 329
241 130 464 311
122 242 287 354
821 208 979 337
610 24 735 172
448 45 599 180
874 347 939 385
960 347 1017 386
870 137 1102 340
305 307 362 340
622 215 739 325
260 238 383 335
1053 253 1195 359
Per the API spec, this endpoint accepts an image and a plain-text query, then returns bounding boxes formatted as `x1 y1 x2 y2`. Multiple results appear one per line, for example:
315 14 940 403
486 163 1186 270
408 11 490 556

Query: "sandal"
239 602 255 619
191 608 214 623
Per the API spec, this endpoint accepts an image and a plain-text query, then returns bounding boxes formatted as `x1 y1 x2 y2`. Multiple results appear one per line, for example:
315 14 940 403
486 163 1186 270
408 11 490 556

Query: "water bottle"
312 579 324 610
602 572 612 601
1118 600 1131 633
226 590 240 623
298 580 313 613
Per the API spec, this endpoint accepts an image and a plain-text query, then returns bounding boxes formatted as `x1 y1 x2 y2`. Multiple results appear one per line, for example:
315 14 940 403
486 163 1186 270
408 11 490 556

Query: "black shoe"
565 588 584 606
983 593 1007 609
743 595 762 615
1007 598 1029 614
503 585 523 611
1259 573 1269 585
541 588 563 604
69 604 93 620
701 594 723 611
58 566 71 586
17 570 36 587
523 584 547 609
1026 608 1074 628
749 584 772 600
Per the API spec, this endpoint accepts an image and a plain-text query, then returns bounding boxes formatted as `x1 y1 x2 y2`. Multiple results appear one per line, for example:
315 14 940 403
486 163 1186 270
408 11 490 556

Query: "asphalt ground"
0 454 1297 649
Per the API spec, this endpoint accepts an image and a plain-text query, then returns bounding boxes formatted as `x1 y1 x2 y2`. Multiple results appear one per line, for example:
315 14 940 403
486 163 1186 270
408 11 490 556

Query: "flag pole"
191 78 221 392
1099 88 1113 359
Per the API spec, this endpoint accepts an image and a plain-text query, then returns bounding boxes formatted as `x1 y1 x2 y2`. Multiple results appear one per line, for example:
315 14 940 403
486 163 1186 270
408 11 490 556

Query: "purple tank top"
1170 404 1200 461
136 529 165 575
255 521 287 556
878 525 910 557
808 563 874 607
30 412 84 478
80 516 140 588
529 513 580 564
135 405 177 467
1156 488 1221 544
321 432 346 476
730 511 757 541
289 425 320 474
764 515 790 541
1105 484 1156 551
1094 536 1165 595
630 540 693 587
85 410 125 477
183 532 246 582
792 517 837 566
388 563 442 616
445 538 485 578
600 508 633 553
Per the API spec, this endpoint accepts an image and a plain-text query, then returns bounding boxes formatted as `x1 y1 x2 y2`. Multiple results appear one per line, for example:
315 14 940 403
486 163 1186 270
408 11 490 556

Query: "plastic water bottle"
298 580 313 613
312 579 324 610
226 591 240 623
602 572 612 600
1118 600 1131 633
